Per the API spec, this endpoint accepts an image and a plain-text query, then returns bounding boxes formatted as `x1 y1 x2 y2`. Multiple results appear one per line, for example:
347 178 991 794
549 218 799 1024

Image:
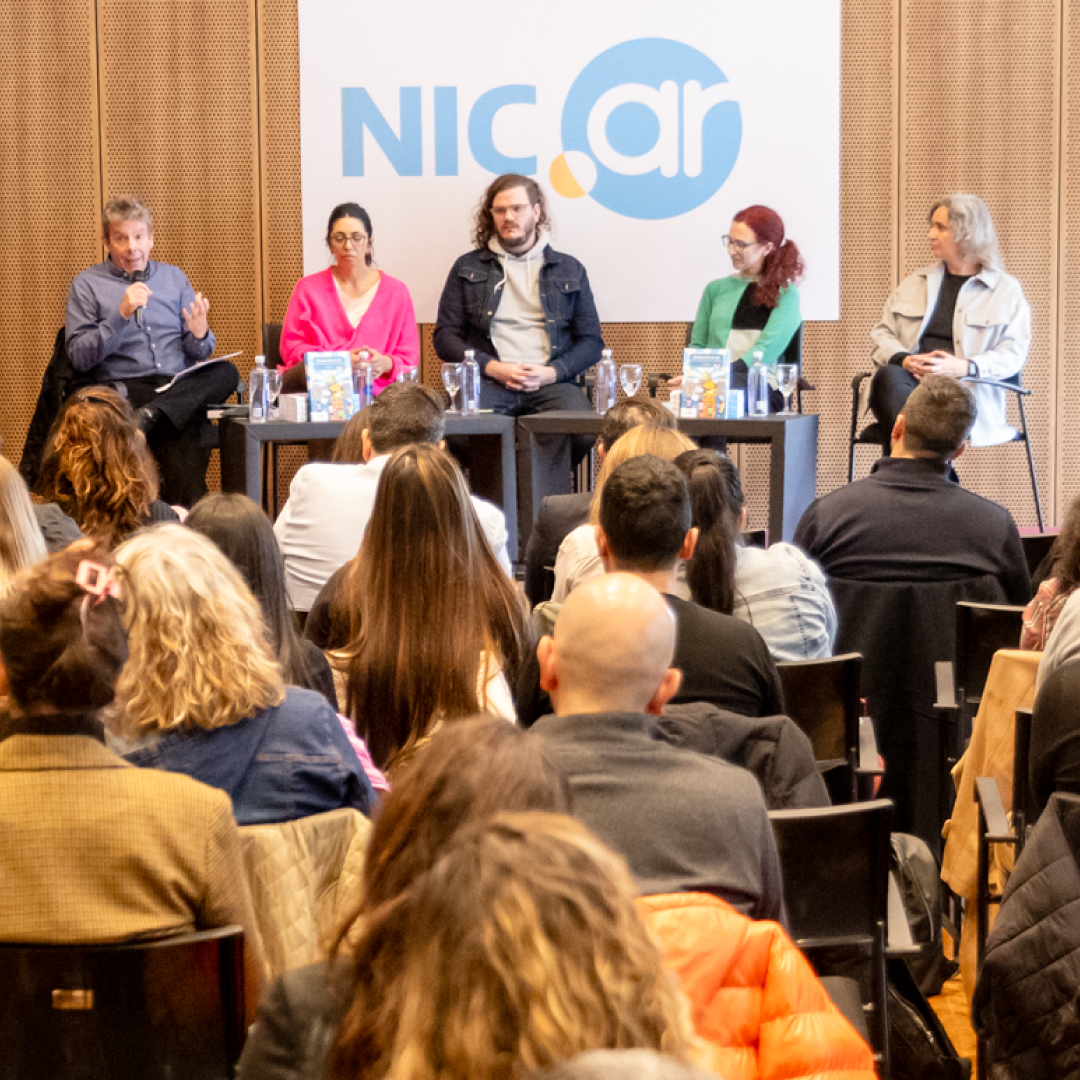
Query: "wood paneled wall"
2 0 1074 528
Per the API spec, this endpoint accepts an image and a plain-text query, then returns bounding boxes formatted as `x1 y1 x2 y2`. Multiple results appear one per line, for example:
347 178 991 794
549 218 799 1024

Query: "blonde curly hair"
331 812 695 1080
589 426 697 525
110 524 284 737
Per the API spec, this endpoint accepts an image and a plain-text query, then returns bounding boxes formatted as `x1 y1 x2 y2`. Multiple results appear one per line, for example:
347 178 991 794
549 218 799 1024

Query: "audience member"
64 196 239 506
330 404 372 463
0 457 47 599
519 455 784 725
535 572 784 919
278 203 419 389
109 525 375 823
552 425 697 602
524 397 676 605
676 448 836 660
1028 661 1080 813
37 386 178 548
1022 495 1080 651
238 717 605 1079
185 492 337 707
794 376 1030 600
690 204 804 410
309 444 527 771
0 540 261 1003
275 382 510 611
869 192 1030 453
1037 587 1080 690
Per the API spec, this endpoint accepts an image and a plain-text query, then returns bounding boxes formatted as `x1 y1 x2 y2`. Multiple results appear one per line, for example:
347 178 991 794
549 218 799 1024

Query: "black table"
220 413 520 560
516 411 819 551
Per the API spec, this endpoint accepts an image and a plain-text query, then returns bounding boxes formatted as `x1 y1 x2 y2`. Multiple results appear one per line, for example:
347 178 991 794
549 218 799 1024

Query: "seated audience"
1028 660 1080 813
535 572 784 919
675 448 836 660
524 397 676 605
552 425 697 602
794 376 1029 600
279 202 419 389
241 720 694 1079
519 455 784 725
185 492 337 707
1022 495 1080 651
690 204 804 409
0 540 261 999
275 382 510 611
37 386 178 548
0 457 47 599
308 444 526 772
109 524 375 823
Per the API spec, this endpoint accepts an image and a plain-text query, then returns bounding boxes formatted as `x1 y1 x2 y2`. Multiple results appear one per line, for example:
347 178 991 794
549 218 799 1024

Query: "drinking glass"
441 362 462 413
619 363 643 398
776 364 798 415
266 369 283 420
397 366 418 384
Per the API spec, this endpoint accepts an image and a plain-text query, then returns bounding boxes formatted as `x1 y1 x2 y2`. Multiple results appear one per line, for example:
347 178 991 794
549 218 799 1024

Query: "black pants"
121 362 240 507
479 377 596 470
868 364 918 453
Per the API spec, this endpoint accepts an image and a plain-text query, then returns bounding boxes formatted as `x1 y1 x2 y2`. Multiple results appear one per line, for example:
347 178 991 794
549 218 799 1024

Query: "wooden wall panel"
897 0 1059 528
97 0 263 364
0 1 100 467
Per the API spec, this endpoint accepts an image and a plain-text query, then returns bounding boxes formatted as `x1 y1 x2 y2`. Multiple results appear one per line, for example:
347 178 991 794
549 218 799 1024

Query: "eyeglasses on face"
330 232 369 247
723 234 761 251
491 205 532 218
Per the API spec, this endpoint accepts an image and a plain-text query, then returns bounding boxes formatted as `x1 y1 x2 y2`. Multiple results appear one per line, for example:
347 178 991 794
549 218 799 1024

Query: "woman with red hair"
689 205 804 410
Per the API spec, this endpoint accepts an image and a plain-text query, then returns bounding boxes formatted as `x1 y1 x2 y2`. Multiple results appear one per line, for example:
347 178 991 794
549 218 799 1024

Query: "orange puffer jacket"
638 893 877 1080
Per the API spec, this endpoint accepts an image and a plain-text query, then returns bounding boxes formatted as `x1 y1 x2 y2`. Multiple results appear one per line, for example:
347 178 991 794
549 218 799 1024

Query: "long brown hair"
39 387 158 548
676 449 745 615
341 444 526 769
330 812 693 1080
0 457 47 600
1050 494 1080 594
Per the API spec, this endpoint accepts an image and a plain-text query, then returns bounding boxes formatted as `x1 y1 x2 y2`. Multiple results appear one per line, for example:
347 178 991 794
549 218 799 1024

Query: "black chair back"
776 652 862 802
769 800 893 1072
0 926 246 1080
955 601 1026 736
1012 706 1036 853
262 323 283 369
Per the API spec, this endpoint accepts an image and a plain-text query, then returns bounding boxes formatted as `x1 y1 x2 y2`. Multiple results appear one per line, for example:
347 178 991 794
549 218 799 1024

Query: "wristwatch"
967 361 978 377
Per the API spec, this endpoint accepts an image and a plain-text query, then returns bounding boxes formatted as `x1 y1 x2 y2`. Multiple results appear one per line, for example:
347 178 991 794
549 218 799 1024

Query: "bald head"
538 574 681 715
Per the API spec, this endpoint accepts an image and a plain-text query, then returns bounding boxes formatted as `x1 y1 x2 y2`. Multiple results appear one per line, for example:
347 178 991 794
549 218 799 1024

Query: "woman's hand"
351 349 394 378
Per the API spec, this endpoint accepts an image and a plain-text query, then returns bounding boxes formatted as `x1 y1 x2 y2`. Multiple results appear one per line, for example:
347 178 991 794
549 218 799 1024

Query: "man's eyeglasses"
491 205 532 219
722 234 761 251
330 232 369 247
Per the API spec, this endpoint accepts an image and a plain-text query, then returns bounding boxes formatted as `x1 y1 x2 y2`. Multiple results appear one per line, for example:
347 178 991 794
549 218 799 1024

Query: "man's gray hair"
901 375 977 460
102 196 153 239
931 193 1003 271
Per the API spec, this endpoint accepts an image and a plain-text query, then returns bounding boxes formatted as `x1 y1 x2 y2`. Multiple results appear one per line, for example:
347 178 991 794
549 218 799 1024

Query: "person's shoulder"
377 271 413 296
447 248 492 272
543 245 589 272
124 758 237 816
669 594 772 649
292 460 370 495
278 685 337 718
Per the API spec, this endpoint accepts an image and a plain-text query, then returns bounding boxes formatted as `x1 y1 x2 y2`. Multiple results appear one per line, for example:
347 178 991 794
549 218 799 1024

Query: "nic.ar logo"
551 39 742 220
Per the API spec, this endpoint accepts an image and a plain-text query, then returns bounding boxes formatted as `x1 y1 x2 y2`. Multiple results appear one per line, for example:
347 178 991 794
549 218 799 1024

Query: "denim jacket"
433 245 603 382
121 687 376 825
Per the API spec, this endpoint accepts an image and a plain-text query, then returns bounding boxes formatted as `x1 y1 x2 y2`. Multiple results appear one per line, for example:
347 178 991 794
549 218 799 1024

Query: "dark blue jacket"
432 245 603 382
122 687 376 825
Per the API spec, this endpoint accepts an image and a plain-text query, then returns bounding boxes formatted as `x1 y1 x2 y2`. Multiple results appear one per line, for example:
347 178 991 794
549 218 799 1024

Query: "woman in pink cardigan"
279 202 420 394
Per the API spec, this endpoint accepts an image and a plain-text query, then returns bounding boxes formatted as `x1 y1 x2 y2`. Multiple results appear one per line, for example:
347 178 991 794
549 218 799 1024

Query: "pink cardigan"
279 268 420 392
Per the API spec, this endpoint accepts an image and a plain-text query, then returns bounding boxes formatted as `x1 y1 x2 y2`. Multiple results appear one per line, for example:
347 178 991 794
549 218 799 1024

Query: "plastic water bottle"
595 348 617 416
747 350 769 416
354 350 375 409
248 354 269 423
461 350 481 415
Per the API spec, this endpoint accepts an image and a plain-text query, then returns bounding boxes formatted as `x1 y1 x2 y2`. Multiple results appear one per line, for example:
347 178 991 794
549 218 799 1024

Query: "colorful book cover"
304 351 356 423
680 348 735 419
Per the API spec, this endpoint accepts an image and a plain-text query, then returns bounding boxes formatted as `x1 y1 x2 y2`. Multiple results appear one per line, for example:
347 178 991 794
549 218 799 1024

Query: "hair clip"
75 560 122 604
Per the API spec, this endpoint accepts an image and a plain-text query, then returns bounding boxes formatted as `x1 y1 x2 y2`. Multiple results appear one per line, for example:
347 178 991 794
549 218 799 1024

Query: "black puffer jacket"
972 792 1080 1077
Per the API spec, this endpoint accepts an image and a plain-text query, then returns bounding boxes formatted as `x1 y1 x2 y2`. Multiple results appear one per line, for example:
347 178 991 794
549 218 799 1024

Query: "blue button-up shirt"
65 258 216 380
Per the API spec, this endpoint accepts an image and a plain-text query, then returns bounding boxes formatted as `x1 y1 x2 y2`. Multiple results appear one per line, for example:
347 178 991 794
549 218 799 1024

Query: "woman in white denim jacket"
868 193 1031 449
675 449 837 662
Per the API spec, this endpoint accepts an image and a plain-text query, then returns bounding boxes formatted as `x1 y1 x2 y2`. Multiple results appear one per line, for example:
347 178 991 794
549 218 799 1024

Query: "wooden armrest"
975 776 1015 843
934 660 957 711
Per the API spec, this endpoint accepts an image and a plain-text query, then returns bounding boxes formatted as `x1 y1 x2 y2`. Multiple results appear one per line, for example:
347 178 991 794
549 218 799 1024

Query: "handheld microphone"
131 269 147 328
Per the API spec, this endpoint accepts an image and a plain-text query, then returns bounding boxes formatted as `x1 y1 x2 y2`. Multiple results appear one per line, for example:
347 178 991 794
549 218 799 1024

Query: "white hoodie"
488 234 551 364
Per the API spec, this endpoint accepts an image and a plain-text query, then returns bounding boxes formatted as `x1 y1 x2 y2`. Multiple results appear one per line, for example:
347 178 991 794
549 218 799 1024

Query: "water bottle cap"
255 354 266 366
602 348 613 359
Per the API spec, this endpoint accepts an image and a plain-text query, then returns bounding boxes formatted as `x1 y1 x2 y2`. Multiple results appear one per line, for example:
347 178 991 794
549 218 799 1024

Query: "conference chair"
1019 530 1057 583
0 926 246 1080
769 800 893 1077
848 371 1043 530
776 652 881 803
